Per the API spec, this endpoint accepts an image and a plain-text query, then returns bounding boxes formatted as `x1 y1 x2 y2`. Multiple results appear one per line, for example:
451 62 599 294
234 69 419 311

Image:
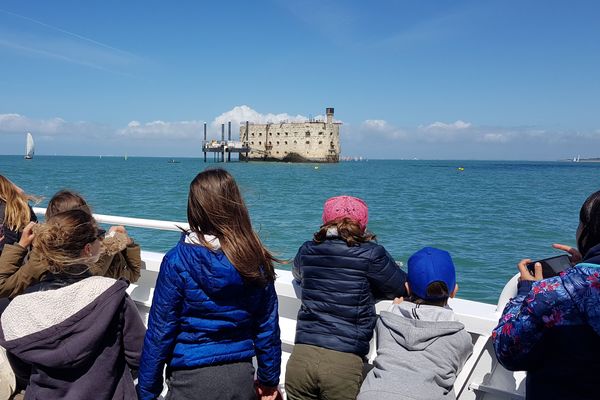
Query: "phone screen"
527 255 572 278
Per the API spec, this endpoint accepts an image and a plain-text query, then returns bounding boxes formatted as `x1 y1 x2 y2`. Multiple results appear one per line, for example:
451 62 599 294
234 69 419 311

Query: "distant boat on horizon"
24 132 34 160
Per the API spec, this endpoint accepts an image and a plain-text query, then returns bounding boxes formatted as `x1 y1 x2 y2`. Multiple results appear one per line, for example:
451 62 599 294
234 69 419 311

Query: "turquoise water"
2 155 600 304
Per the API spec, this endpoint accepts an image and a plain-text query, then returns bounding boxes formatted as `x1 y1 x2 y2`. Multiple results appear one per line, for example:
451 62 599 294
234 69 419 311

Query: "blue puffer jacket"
493 243 600 400
137 234 281 400
293 238 407 357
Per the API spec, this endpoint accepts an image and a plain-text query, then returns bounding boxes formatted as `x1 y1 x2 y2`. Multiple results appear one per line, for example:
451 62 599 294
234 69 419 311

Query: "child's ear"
404 282 411 296
450 283 459 298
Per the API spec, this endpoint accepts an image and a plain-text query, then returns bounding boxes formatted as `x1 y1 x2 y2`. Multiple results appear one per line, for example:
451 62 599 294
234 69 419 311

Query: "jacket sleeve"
292 245 304 283
492 277 573 371
367 245 407 300
137 255 184 400
0 245 47 298
122 294 146 374
253 281 282 387
122 244 142 283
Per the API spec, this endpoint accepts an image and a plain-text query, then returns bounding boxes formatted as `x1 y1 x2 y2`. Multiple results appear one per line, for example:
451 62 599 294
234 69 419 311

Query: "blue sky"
1 0 599 159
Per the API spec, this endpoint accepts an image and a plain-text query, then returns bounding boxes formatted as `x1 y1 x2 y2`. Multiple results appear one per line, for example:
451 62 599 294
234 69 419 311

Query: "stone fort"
239 107 340 163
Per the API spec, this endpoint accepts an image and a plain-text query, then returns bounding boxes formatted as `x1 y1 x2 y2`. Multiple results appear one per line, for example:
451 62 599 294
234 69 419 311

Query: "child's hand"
18 221 36 248
109 225 133 245
393 297 404 304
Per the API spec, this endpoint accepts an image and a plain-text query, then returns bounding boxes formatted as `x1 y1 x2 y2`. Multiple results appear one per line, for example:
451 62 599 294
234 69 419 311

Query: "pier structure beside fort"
239 107 340 163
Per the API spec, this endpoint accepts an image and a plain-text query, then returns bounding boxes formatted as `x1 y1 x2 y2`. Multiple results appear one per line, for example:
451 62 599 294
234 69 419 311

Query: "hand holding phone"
526 255 572 278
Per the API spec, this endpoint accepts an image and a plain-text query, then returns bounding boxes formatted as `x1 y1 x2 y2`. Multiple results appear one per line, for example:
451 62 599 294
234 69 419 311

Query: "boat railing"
31 208 526 399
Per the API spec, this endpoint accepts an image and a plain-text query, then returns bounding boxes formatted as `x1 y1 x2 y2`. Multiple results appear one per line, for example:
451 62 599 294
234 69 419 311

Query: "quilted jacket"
137 234 281 400
293 237 407 357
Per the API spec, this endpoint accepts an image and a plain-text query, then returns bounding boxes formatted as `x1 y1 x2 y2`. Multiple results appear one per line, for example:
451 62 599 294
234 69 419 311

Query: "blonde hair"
33 209 100 273
0 175 40 231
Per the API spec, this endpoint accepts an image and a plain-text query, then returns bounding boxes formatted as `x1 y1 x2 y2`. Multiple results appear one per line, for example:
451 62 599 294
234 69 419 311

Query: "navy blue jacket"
293 238 407 357
137 234 281 400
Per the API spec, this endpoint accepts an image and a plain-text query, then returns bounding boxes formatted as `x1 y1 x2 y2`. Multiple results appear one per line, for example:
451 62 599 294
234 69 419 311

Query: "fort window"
330 142 334 147
284 151 288 154
269 132 272 136
277 132 280 136
318 141 323 145
259 133 263 136
251 141 254 145
293 140 297 144
268 141 272 145
330 132 332 136
276 141 280 145
305 140 310 144
285 132 288 136
284 141 288 145
251 133 255 137
319 131 323 135
276 151 279 154
305 131 310 136
259 141 262 145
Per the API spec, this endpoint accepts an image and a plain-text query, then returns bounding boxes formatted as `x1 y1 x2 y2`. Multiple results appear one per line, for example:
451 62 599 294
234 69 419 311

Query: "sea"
2 155 600 304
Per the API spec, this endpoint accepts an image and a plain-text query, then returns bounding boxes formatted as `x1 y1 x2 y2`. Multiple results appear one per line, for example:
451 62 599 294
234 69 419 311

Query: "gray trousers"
166 360 256 400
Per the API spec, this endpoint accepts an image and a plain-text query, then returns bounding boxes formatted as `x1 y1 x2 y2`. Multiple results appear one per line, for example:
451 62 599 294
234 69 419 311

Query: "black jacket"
293 237 407 356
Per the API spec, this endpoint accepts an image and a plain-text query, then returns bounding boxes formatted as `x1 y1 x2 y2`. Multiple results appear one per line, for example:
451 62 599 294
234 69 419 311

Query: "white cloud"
421 120 472 130
211 105 308 128
0 113 102 137
117 120 204 140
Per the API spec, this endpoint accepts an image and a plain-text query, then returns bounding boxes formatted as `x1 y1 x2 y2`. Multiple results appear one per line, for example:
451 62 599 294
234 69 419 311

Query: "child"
0 209 145 400
285 195 407 400
0 175 38 254
358 247 473 400
137 169 281 400
0 190 141 298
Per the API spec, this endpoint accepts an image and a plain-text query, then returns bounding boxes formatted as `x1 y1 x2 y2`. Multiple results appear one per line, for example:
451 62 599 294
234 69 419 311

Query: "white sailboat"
24 132 34 160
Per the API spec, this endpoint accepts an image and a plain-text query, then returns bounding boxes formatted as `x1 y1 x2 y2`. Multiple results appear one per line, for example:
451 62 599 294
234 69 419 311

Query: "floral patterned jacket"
493 245 600 399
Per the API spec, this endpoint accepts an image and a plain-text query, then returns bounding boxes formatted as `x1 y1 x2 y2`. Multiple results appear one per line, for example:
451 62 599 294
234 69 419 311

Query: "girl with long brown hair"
0 175 38 253
0 209 145 400
138 168 281 400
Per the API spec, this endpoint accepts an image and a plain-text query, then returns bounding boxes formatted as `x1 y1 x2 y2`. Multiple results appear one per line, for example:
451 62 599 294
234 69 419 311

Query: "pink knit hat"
322 196 368 230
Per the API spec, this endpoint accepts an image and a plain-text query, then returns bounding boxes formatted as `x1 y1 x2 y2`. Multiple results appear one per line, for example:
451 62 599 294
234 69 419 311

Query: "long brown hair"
187 169 276 284
0 175 39 231
33 209 100 272
314 217 376 246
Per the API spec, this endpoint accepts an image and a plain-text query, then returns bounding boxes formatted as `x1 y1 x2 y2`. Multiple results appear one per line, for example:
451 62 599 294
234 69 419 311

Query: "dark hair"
410 281 450 307
33 209 100 272
578 189 600 258
314 217 376 246
187 169 276 285
46 190 92 219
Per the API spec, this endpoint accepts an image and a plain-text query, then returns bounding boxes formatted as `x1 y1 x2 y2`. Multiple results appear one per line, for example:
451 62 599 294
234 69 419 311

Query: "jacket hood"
177 233 245 298
0 276 127 367
379 302 465 351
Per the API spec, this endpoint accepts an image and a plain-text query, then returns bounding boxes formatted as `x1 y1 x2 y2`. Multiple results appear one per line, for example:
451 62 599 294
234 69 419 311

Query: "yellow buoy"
458 167 464 171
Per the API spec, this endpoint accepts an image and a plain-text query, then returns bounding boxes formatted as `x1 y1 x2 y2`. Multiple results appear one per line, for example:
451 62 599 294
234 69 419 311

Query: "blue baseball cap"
407 247 456 300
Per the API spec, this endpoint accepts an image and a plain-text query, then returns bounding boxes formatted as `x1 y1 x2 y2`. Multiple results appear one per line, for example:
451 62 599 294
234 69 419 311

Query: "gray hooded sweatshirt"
358 301 473 400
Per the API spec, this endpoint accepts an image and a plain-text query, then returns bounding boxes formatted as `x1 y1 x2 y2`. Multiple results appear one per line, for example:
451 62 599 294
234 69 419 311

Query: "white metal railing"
32 207 189 232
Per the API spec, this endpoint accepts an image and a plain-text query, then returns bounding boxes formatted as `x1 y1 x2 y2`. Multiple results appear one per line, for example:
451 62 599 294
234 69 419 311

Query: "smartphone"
526 254 572 278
